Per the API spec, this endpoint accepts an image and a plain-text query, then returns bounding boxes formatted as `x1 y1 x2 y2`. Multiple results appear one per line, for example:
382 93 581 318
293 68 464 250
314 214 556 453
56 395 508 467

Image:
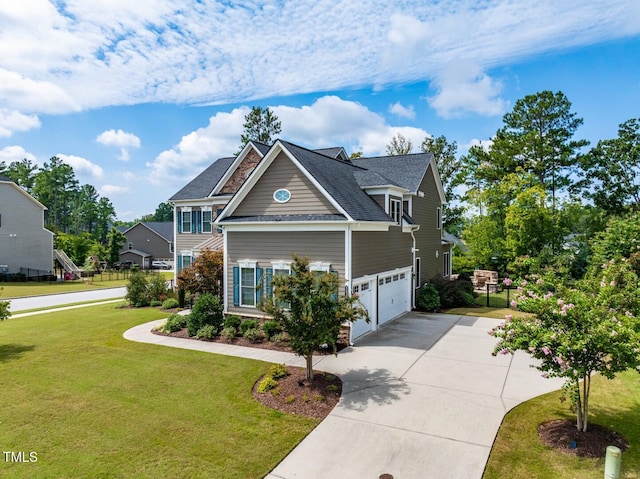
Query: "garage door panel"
351 280 374 340
378 271 410 325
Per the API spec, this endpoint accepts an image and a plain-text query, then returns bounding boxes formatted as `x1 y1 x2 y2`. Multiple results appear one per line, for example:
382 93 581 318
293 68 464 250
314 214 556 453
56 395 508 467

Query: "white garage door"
350 267 412 341
378 270 410 325
351 279 374 341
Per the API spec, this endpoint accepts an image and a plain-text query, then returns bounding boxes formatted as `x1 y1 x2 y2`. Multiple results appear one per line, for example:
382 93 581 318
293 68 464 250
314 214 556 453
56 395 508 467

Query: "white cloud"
428 63 508 118
1 0 638 118
57 153 103 179
389 102 416 120
0 109 40 137
148 96 431 184
147 107 248 185
96 129 141 161
0 145 37 164
100 184 130 196
461 138 494 155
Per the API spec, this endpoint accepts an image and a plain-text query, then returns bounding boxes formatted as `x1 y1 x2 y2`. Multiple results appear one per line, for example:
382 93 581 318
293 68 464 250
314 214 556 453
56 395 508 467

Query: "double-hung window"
181 209 192 233
390 197 402 224
443 251 451 278
202 209 213 233
271 261 291 309
240 263 256 307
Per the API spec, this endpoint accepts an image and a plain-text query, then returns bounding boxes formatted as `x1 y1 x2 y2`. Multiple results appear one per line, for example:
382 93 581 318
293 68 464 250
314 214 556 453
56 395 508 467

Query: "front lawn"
484 370 640 479
0 304 317 478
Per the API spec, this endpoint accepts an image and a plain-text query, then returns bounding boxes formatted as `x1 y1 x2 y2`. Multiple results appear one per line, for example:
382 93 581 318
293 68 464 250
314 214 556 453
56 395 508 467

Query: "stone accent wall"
219 149 263 194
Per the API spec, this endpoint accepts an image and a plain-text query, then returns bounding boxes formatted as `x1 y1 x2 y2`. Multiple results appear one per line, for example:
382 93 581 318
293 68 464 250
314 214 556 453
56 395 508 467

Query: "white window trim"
271 260 291 272
181 209 192 234
273 188 292 203
202 209 213 233
391 198 402 224
437 206 442 230
443 251 451 278
180 251 193 270
309 261 331 272
239 260 257 307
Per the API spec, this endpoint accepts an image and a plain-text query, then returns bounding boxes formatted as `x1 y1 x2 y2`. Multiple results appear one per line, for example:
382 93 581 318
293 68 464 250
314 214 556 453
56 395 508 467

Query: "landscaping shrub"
262 321 283 340
239 319 258 335
147 273 168 302
162 298 179 310
195 324 217 340
272 332 289 344
149 300 162 307
220 326 237 341
125 271 150 306
257 376 278 393
417 283 440 311
224 315 242 330
430 275 476 308
268 363 289 380
187 293 224 337
243 327 263 343
162 313 186 333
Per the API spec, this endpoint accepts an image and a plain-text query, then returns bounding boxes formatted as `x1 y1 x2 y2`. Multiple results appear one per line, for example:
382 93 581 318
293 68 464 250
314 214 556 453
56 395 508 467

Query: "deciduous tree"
177 248 224 298
385 133 413 155
491 263 640 432
260 255 369 382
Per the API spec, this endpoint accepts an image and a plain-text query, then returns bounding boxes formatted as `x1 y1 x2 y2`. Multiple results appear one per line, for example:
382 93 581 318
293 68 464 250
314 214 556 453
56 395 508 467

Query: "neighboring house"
0 174 54 276
119 222 175 269
170 140 450 342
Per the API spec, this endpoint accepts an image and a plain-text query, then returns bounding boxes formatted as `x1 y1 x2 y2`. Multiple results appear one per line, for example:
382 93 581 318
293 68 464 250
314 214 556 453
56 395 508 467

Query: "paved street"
7 287 126 312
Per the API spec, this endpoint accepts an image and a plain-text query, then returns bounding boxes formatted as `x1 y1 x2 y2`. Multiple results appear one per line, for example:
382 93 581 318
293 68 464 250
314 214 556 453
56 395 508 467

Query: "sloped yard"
0 303 317 478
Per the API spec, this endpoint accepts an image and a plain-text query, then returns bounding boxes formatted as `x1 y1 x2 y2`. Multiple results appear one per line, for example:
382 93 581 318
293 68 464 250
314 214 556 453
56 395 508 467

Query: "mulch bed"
152 325 348 418
538 419 629 458
252 368 342 419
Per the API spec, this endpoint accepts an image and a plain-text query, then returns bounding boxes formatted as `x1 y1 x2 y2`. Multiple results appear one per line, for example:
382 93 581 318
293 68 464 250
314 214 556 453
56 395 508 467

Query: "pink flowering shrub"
490 260 640 432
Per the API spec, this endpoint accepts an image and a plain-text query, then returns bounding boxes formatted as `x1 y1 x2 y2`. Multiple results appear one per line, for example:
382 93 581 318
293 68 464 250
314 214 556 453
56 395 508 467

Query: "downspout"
410 226 420 309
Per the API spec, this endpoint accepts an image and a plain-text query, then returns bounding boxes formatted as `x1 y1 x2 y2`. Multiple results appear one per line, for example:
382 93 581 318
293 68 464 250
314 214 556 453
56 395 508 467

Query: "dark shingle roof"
222 214 347 223
252 142 271 156
0 174 12 182
141 222 174 242
169 157 235 201
312 147 348 161
352 153 433 192
280 141 392 222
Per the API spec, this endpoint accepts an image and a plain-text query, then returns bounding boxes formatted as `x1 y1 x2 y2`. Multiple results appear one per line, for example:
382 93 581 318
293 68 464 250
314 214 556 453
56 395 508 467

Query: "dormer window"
390 198 402 224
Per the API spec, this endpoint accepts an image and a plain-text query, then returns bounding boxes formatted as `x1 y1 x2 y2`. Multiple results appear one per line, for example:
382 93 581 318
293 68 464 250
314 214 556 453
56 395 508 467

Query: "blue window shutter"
197 210 202 233
265 268 273 298
191 211 196 233
256 267 264 303
233 266 239 307
177 211 182 233
177 255 183 272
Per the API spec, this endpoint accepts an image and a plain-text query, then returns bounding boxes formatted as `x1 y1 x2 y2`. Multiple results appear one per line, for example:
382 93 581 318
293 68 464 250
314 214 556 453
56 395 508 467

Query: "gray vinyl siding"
370 194 385 210
122 225 172 260
233 152 339 216
226 230 345 316
0 183 53 273
351 228 412 278
411 166 443 284
175 233 213 252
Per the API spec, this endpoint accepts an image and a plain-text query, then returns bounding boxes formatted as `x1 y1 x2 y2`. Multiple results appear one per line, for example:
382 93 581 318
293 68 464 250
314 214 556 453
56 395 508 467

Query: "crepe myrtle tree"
260 254 369 382
490 261 640 432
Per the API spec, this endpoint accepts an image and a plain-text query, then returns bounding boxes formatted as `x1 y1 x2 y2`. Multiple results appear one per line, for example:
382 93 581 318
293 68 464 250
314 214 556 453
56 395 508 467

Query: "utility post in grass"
260 254 369 383
490 261 640 432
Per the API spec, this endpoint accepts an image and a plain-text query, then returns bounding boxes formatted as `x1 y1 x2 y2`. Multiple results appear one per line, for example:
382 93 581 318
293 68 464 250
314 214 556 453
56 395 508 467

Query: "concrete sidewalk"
124 313 563 479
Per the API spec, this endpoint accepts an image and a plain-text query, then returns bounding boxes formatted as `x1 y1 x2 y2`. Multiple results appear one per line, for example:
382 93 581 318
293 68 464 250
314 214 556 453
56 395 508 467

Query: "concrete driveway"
266 312 563 479
124 312 563 479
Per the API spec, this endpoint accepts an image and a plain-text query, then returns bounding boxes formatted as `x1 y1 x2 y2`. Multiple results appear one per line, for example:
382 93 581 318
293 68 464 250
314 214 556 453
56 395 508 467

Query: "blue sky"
1 0 639 221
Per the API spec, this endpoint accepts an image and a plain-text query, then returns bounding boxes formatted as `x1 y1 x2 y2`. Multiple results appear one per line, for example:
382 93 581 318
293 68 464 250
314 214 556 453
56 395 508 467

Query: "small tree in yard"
177 248 224 298
260 255 369 382
491 260 640 432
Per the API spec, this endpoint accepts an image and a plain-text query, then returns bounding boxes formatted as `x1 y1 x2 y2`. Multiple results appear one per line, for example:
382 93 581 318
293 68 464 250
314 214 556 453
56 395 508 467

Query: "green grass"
0 272 173 298
484 371 640 479
444 305 524 320
0 304 317 478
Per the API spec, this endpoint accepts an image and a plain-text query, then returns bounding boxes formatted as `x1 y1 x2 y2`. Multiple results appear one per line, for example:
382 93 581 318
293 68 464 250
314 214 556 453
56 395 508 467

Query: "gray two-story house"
0 174 54 276
170 140 450 342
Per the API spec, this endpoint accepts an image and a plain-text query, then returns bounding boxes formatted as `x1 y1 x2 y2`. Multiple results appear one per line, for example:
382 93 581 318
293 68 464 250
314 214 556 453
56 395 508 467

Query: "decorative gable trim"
210 142 266 196
427 156 447 204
